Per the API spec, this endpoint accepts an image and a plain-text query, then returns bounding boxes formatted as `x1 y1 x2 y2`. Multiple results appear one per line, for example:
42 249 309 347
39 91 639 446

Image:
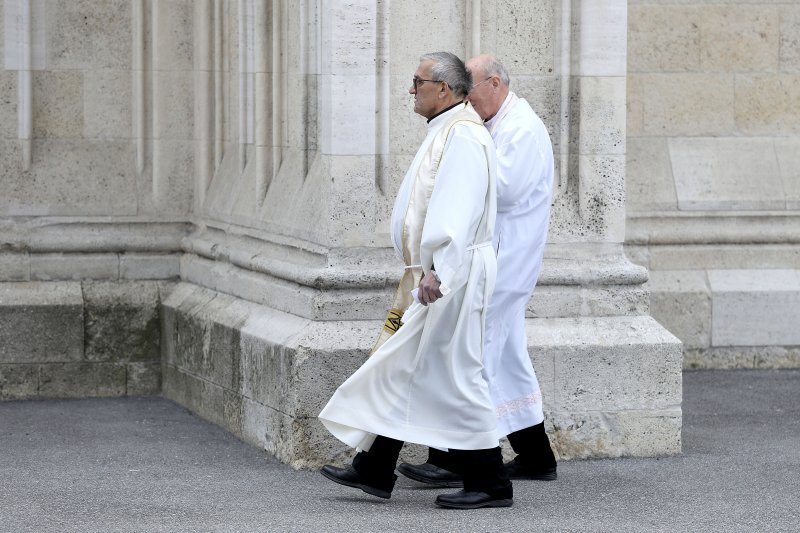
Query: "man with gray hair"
318 52 513 509
398 54 558 486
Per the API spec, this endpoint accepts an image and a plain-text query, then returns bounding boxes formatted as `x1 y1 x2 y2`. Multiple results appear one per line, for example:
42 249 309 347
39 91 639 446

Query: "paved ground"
1 369 798 532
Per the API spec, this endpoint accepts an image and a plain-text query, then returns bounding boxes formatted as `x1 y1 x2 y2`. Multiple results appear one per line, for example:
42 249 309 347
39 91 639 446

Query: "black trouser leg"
352 435 403 487
507 421 556 467
426 447 462 475
450 447 511 497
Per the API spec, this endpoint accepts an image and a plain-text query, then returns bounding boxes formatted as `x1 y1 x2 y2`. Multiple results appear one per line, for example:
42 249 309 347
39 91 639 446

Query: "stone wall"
1 1 683 466
0 280 170 399
626 0 800 369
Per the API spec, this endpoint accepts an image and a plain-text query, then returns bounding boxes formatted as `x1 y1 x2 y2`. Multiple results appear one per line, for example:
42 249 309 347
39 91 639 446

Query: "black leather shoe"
397 462 463 488
504 457 557 481
320 464 395 499
435 489 513 509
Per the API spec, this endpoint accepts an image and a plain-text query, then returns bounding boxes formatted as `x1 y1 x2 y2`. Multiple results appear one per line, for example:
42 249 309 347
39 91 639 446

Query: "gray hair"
420 52 472 98
482 56 511 87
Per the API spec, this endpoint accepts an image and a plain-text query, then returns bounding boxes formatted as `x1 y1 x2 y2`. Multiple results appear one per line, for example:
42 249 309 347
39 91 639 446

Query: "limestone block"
709 269 800 347
641 74 734 136
528 285 649 318
683 348 755 370
550 409 682 459
120 253 181 280
698 5 779 73
573 77 626 155
735 75 800 135
0 281 83 363
573 0 627 77
646 244 800 272
626 137 677 212
490 0 554 76
0 364 37 400
577 154 626 242
781 6 800 73
37 362 125 398
669 137 784 211
126 361 161 395
626 74 644 137
0 253 29 281
775 138 800 209
388 0 465 77
30 253 119 281
318 74 376 156
0 139 138 217
152 71 194 140
320 0 377 75
628 5 700 73
46 0 131 70
83 281 161 363
0 70 17 140
647 270 711 350
32 71 83 138
531 316 682 412
83 70 132 140
142 140 194 215
152 0 193 71
327 155 379 246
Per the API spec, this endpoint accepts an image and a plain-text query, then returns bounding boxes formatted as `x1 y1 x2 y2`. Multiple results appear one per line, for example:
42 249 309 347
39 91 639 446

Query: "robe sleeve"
494 123 545 212
419 124 490 295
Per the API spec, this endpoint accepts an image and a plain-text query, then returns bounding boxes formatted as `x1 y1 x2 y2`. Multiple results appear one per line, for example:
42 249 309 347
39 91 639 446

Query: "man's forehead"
415 59 434 76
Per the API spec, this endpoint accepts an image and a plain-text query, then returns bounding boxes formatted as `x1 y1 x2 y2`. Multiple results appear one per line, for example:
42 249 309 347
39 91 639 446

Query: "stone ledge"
162 283 682 468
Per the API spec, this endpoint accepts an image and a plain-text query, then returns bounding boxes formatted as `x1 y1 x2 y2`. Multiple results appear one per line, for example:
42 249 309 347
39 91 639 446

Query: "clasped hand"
418 272 443 306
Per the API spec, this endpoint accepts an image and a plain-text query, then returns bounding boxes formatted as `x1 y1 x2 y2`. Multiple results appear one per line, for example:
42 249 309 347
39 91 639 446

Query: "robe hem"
319 410 500 451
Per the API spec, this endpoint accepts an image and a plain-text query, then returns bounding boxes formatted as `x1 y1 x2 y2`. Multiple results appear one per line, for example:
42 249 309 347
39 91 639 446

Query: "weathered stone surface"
0 71 17 140
119 254 181 280
0 364 38 400
781 5 800 73
83 70 132 140
626 137 677 212
628 5 700 73
775 138 800 210
735 75 800 135
0 282 83 364
83 281 161 363
573 0 627 77
46 0 131 70
32 71 83 138
0 139 138 217
684 347 800 371
647 270 711 350
551 409 682 459
698 5 779 73
669 137 784 211
0 253 29 281
640 74 735 136
31 253 119 281
38 362 126 398
709 269 800 347
126 362 161 395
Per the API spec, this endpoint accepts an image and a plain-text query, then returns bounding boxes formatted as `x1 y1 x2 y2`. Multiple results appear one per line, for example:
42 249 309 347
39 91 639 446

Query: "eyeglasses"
470 77 493 92
412 77 441 90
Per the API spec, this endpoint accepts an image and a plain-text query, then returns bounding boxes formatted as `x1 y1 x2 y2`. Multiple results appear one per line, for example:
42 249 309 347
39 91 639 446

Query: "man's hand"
418 271 443 306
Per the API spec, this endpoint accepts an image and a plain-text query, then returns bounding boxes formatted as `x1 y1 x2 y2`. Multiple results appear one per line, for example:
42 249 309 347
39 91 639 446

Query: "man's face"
465 64 497 121
409 60 441 119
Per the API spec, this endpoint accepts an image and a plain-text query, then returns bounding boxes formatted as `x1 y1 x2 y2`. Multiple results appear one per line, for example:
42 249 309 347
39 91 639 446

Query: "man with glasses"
318 52 512 509
398 55 558 487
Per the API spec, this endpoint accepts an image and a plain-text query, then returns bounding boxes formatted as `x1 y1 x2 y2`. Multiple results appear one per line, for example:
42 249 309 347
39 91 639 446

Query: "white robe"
482 92 554 437
319 104 499 451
